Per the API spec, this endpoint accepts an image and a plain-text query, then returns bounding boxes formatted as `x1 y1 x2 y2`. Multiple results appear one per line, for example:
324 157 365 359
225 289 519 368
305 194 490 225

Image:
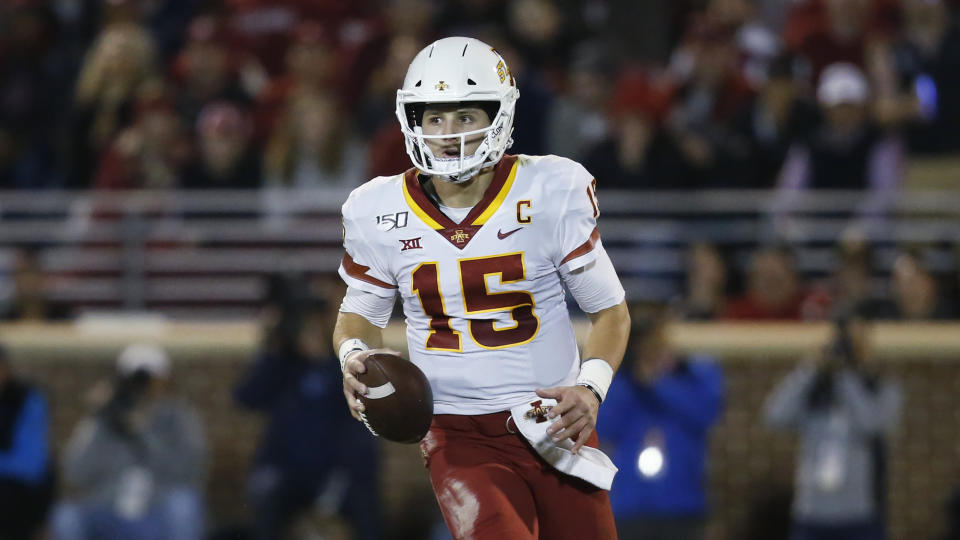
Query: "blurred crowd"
1 0 960 192
3 2 960 539
668 240 960 322
3 0 960 323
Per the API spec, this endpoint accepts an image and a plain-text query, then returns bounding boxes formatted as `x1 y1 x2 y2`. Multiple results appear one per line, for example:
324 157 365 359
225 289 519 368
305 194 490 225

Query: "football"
356 351 434 443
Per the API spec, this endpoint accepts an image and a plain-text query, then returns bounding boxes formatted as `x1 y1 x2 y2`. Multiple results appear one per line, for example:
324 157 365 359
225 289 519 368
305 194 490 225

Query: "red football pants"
420 411 618 540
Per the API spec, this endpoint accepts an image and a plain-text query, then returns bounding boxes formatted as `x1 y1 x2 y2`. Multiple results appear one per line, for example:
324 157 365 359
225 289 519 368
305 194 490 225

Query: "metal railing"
1 188 958 317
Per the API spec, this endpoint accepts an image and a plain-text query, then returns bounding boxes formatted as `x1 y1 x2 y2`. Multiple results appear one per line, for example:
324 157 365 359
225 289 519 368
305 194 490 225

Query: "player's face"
420 104 492 159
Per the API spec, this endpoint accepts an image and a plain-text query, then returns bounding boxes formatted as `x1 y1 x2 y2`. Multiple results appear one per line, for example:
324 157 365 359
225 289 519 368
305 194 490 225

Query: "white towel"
509 399 618 490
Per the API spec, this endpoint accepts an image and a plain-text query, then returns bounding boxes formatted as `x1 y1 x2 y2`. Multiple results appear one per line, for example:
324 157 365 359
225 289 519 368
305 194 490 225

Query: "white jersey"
339 154 623 414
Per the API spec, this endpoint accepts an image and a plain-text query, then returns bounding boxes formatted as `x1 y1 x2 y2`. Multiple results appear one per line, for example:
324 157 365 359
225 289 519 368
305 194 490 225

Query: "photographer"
763 312 901 540
51 344 206 540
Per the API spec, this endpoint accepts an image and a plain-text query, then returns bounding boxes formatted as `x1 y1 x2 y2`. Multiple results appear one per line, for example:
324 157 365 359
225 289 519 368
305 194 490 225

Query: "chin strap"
435 159 500 184
440 169 480 184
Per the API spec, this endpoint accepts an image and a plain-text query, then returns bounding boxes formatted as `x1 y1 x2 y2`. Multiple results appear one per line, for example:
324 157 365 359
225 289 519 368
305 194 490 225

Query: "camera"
830 317 855 364
99 368 153 434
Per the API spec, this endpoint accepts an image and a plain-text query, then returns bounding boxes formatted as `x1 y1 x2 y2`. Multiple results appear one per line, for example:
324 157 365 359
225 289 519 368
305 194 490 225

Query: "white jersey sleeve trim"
339 286 395 328
562 245 625 314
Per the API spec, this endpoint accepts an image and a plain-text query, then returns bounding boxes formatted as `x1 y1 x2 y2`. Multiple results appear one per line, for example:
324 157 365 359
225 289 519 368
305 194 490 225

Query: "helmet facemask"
398 99 517 184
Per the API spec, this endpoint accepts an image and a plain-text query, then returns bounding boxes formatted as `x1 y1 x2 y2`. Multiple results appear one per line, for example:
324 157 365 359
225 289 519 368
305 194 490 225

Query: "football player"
333 37 630 539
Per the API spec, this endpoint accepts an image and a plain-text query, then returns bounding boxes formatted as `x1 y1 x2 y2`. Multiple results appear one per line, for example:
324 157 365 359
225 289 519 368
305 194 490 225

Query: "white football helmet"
396 37 519 183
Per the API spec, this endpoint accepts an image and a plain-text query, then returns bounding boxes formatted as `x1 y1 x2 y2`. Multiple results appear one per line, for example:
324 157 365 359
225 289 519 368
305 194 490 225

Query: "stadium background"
3 0 960 539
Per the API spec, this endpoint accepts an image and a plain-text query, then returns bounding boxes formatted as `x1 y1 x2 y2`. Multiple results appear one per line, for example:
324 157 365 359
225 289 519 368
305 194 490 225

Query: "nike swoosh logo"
497 227 522 240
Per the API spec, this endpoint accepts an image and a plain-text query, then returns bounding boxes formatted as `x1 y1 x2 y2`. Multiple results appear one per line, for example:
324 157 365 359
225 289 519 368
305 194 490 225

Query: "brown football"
356 351 433 443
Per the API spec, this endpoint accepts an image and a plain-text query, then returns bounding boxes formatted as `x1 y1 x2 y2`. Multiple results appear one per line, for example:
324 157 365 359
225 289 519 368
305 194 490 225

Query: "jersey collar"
402 155 519 250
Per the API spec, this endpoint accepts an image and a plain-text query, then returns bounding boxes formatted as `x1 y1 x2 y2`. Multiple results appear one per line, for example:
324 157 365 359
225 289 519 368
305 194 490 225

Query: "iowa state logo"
524 400 553 424
449 230 470 244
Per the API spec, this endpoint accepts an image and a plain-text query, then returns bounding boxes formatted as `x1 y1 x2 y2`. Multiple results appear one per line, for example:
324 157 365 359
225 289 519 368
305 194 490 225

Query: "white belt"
509 398 618 491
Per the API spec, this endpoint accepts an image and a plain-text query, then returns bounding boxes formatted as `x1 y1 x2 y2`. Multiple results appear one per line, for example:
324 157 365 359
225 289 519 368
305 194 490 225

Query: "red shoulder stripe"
560 227 600 266
341 253 397 289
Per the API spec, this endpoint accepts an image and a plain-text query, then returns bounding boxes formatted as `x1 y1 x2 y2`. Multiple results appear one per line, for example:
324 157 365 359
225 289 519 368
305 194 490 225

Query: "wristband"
338 338 370 371
577 383 604 406
576 358 614 404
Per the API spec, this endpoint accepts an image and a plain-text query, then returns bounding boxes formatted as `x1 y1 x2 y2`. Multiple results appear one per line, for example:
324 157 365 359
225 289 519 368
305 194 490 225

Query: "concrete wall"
2 321 957 540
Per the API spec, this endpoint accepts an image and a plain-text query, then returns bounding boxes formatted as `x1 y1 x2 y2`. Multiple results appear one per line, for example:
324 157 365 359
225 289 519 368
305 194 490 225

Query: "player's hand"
535 384 600 455
341 348 400 421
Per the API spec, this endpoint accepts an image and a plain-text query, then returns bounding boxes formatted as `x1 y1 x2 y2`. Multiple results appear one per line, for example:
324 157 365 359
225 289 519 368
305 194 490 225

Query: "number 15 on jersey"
412 252 540 352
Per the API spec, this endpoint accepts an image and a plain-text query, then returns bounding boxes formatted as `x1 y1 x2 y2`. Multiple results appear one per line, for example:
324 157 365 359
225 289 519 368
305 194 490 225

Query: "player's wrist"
576 358 613 404
338 338 370 372
576 383 603 406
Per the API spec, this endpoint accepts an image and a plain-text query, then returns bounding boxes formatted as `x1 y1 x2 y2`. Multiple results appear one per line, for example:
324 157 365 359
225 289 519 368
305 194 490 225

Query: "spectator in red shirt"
583 69 687 190
789 0 872 80
783 0 901 81
723 244 826 320
95 82 191 190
